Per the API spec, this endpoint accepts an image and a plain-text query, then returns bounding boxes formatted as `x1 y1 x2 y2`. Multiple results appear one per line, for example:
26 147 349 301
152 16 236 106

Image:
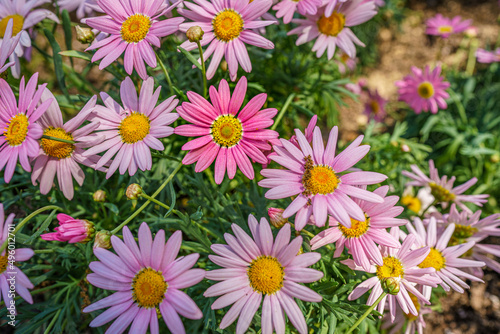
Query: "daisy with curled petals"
31 89 103 200
178 0 275 81
0 203 35 313
0 73 52 183
310 185 406 271
344 228 441 321
273 0 322 24
83 76 179 178
402 159 488 212
404 217 484 298
258 125 387 230
0 19 21 77
395 65 450 114
204 215 323 334
426 14 472 39
84 223 205 334
288 0 377 59
175 77 279 184
84 0 184 79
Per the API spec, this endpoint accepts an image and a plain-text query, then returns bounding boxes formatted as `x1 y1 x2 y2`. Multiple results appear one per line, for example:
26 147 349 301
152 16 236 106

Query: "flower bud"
75 26 95 44
186 26 204 43
401 144 410 152
93 230 112 249
41 214 95 244
382 277 401 295
268 208 288 228
220 59 228 72
464 26 478 38
126 183 142 200
93 190 106 202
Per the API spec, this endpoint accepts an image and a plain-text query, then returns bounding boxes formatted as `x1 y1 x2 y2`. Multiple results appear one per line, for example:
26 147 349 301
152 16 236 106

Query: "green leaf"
61 10 73 52
178 47 202 70
43 28 70 102
59 50 92 61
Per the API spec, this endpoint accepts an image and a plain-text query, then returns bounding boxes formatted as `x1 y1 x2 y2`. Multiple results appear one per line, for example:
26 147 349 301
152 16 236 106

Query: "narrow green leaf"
178 47 202 70
43 28 70 101
61 10 73 52
59 50 92 61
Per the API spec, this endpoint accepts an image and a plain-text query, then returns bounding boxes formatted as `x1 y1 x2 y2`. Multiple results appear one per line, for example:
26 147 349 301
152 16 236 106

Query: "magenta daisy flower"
273 0 322 24
0 19 21 76
345 229 441 321
41 214 95 244
310 185 406 271
402 159 488 212
476 48 500 64
31 89 103 200
288 0 377 59
425 14 472 38
83 223 205 333
204 215 323 334
84 0 183 79
0 203 35 312
83 76 179 178
178 0 275 81
0 73 52 183
395 65 450 114
363 88 387 122
259 125 387 230
175 77 279 184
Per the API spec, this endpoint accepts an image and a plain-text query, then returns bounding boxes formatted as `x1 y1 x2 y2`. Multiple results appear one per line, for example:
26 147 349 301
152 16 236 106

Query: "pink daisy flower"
310 185 406 271
273 0 322 24
258 125 387 230
334 50 357 74
381 290 431 334
204 215 323 334
175 77 279 184
476 48 500 64
426 14 472 38
178 0 275 81
83 76 179 178
83 223 205 333
363 88 387 122
404 217 484 297
322 0 348 18
345 228 441 321
31 89 103 200
402 159 488 212
0 73 52 183
396 65 450 114
41 213 95 243
84 0 183 79
0 19 21 76
288 0 377 59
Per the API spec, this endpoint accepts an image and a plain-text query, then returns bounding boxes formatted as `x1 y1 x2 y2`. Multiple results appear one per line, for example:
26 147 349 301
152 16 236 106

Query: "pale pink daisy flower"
322 0 348 18
273 0 322 24
84 0 184 79
175 77 279 184
57 0 96 19
426 14 472 38
310 185 406 271
41 213 95 243
363 88 387 122
476 48 500 64
404 217 484 297
0 73 51 183
31 89 103 200
204 215 323 334
395 65 450 114
178 0 275 81
334 50 357 74
0 0 59 78
0 203 35 312
83 76 179 178
344 228 441 321
0 19 21 76
259 125 387 230
381 291 431 334
402 159 488 212
288 0 377 59
83 223 205 333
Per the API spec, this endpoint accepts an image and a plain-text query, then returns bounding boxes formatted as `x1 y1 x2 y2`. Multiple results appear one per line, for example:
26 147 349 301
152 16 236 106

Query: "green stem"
156 51 174 96
110 162 183 235
418 199 438 219
196 40 208 98
140 193 171 211
448 88 467 125
151 152 182 162
346 292 387 334
44 308 62 334
41 135 76 145
0 206 63 254
271 93 295 131
466 38 479 76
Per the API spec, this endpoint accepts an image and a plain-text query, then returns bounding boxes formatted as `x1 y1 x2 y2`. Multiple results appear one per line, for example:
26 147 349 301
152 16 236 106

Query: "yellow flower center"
429 182 456 202
317 12 345 37
4 114 29 146
302 156 340 196
121 14 151 43
0 14 24 38
132 268 167 308
212 9 244 42
339 215 370 238
401 195 422 214
418 247 446 271
247 256 284 295
369 100 380 114
404 293 421 321
437 25 453 34
211 115 243 147
41 127 75 159
0 254 7 273
376 256 404 280
449 224 478 246
119 112 151 144
340 53 350 63
417 82 435 99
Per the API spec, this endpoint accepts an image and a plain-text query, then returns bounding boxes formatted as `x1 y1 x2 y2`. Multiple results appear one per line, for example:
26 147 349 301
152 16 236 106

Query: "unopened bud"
93 190 106 202
93 230 112 249
268 208 288 228
126 183 142 200
220 59 228 72
401 144 410 152
382 277 401 295
75 26 95 44
464 26 478 38
186 26 204 43
491 154 500 163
